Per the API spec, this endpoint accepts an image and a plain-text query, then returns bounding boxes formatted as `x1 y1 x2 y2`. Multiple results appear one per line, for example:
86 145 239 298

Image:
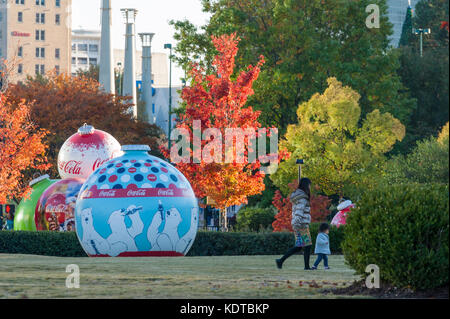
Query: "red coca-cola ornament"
58 124 122 180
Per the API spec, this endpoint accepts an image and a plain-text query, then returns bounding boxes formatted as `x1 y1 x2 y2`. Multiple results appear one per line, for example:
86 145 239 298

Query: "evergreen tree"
399 5 413 47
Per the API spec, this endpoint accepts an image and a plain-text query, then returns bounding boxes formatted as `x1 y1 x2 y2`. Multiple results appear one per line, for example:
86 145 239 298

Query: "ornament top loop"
29 174 50 186
78 123 95 135
121 145 151 152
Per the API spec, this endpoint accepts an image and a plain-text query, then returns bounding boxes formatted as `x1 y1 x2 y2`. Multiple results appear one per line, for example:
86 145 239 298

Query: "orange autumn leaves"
163 34 267 210
0 93 50 204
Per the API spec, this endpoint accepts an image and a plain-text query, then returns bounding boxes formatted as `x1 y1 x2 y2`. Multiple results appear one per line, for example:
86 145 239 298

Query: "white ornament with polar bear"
74 145 199 257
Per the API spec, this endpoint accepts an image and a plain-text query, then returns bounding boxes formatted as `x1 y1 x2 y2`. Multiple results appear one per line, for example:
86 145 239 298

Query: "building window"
18 64 23 74
35 64 40 75
40 64 45 74
89 44 98 52
36 0 45 6
55 14 60 25
18 46 23 57
36 47 45 58
78 57 88 65
77 44 88 52
55 0 60 7
55 48 60 59
16 0 25 5
89 58 97 65
36 13 45 24
18 12 23 22
71 57 76 64
71 43 76 51
55 65 60 75
35 30 45 40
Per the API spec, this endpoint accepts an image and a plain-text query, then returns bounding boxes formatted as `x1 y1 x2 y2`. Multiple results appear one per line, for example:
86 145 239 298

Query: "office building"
0 0 72 83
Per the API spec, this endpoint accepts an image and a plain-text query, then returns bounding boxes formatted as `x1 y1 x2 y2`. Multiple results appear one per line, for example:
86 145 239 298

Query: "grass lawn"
0 254 365 299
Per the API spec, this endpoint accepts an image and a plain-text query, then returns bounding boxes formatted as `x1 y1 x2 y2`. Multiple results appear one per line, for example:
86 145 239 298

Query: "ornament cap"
29 174 50 186
78 123 95 135
121 145 151 152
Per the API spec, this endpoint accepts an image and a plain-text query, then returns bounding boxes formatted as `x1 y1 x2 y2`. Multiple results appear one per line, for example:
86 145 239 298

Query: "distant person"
276 178 312 270
5 211 14 230
311 223 331 270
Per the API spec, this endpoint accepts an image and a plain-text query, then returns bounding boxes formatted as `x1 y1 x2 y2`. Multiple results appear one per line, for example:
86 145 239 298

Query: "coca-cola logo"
92 158 110 171
60 160 82 175
127 189 146 197
46 204 67 214
158 189 174 196
99 190 116 197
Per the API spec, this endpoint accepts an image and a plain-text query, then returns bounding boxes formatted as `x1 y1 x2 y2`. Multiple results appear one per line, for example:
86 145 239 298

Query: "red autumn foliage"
162 34 271 211
272 180 331 232
0 93 51 204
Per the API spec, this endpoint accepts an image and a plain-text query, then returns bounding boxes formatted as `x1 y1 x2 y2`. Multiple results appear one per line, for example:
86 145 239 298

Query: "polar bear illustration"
106 205 144 257
148 207 198 254
80 208 110 256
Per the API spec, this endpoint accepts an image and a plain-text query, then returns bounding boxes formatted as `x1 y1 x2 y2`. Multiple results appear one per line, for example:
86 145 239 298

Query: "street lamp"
117 62 122 96
413 28 431 57
164 43 173 156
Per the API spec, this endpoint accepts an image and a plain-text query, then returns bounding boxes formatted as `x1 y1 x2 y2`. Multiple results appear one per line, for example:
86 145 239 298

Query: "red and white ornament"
58 124 122 180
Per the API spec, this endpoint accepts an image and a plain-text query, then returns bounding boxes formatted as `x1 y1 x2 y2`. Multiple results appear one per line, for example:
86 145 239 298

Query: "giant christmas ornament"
331 200 355 228
58 124 122 180
35 178 84 232
14 175 56 231
75 145 199 257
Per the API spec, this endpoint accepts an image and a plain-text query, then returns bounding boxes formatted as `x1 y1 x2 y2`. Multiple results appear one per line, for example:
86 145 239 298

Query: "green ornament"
14 175 56 231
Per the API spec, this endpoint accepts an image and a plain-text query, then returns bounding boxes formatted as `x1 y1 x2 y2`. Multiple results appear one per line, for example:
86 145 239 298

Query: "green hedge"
342 183 449 290
234 206 275 232
0 231 86 257
0 222 345 257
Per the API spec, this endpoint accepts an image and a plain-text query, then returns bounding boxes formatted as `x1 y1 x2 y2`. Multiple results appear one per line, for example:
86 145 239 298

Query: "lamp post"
117 62 122 96
164 43 173 155
413 28 431 57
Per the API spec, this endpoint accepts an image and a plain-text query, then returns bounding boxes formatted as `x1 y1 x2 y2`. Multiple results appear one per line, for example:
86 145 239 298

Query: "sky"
71 0 211 85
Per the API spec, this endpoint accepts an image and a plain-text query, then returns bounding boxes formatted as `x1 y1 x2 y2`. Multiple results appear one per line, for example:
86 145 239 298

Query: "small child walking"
311 223 331 270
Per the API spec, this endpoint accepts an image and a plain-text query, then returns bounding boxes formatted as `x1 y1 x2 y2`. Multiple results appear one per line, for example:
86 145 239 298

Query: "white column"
99 0 115 94
121 9 138 118
139 33 155 124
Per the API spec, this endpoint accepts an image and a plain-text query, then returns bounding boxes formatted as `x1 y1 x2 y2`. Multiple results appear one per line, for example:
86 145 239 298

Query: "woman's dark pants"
279 245 311 269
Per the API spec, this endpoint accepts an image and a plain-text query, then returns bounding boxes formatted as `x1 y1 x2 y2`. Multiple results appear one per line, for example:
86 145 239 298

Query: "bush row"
0 222 345 257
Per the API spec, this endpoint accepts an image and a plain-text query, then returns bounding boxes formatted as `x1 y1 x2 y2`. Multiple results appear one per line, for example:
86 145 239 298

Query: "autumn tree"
271 78 406 199
5 73 163 178
164 34 268 230
0 93 50 204
171 0 415 135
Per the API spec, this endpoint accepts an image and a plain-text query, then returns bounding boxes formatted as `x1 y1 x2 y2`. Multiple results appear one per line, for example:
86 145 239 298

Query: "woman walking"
276 178 312 270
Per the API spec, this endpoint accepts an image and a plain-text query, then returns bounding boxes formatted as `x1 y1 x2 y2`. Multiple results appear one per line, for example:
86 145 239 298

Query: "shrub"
0 223 346 256
0 231 85 257
385 133 449 185
342 183 449 290
235 206 275 232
